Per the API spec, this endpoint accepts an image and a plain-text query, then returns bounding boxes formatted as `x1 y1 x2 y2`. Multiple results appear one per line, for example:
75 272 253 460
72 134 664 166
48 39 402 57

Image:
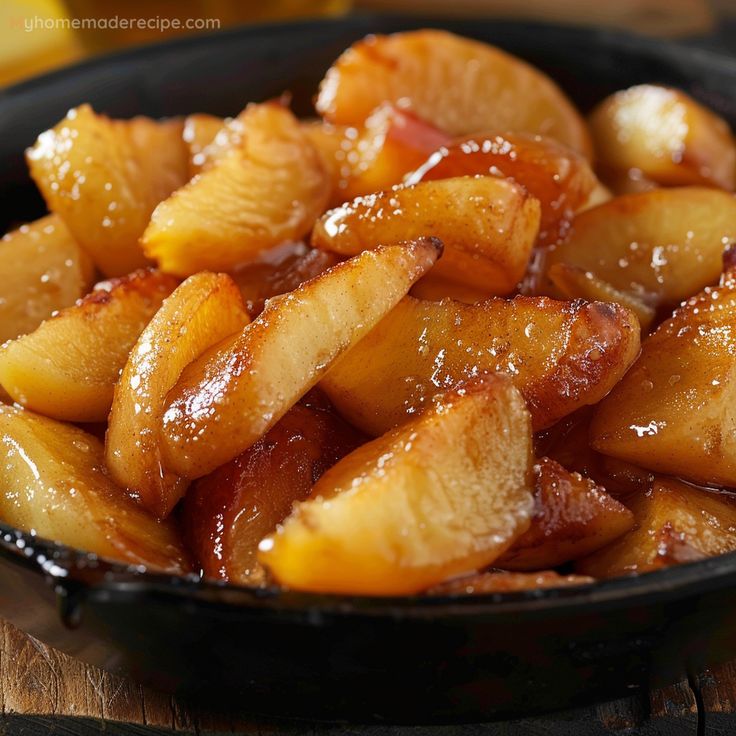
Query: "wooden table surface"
2 618 736 735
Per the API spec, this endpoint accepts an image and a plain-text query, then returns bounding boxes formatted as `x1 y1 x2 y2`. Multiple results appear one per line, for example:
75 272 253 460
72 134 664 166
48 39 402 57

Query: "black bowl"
3 14 736 725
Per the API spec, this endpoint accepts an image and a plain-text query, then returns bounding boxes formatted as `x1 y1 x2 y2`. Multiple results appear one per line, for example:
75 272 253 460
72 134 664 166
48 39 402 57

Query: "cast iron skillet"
2 14 736 725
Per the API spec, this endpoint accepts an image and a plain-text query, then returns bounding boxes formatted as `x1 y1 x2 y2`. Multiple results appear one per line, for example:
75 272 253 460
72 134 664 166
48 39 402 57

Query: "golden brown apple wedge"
589 85 736 191
405 131 598 246
0 215 95 343
161 239 441 478
544 188 736 307
0 269 178 423
333 104 451 203
321 294 640 435
591 268 736 488
312 177 540 293
182 112 247 177
316 29 592 156
497 457 634 570
183 402 365 585
230 242 340 317
26 105 189 276
0 404 189 573
301 119 351 198
142 103 331 276
259 376 534 595
547 263 655 332
536 407 654 499
576 478 736 578
579 180 613 210
429 570 594 595
106 272 249 519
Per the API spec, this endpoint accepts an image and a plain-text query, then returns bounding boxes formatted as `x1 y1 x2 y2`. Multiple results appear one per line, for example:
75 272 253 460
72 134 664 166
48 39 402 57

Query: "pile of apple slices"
2 29 736 596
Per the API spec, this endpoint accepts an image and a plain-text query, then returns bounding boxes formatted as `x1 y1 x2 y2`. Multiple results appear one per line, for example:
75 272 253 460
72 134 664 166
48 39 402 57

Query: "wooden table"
2 618 736 735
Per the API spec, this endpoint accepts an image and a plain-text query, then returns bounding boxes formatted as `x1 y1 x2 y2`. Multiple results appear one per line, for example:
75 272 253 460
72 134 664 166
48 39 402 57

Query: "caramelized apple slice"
106 273 249 519
259 377 534 595
430 570 594 595
497 457 634 570
406 132 598 246
591 269 736 488
183 402 365 585
27 105 189 276
547 263 655 332
0 404 189 573
312 177 540 293
589 85 736 191
304 107 450 207
301 119 351 198
577 478 736 578
544 188 736 307
0 270 178 423
537 407 654 498
579 181 613 210
162 239 441 478
231 242 340 317
321 295 640 435
142 103 331 276
187 113 249 175
316 30 591 156
182 113 229 176
0 215 95 343
345 105 450 199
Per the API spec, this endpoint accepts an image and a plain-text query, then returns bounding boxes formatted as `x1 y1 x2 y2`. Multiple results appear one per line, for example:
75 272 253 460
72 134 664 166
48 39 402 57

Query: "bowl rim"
4 514 736 618
3 15 736 617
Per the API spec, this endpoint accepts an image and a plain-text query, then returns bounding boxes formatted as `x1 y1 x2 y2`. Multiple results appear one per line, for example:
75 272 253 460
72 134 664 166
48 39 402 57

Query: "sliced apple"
183 402 365 585
321 294 640 435
231 242 340 317
429 570 594 595
497 457 634 570
577 478 736 578
591 268 736 488
405 132 598 246
316 29 592 156
0 215 95 343
182 112 230 176
142 103 331 276
301 119 352 198
26 105 189 276
0 404 189 573
106 272 249 519
0 269 178 423
312 177 540 293
259 376 534 595
161 239 441 478
589 85 736 191
537 407 654 498
579 180 613 210
344 104 450 199
547 263 655 332
544 187 736 307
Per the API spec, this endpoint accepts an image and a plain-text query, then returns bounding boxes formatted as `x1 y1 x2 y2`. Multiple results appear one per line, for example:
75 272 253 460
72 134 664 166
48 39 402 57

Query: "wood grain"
0 618 728 735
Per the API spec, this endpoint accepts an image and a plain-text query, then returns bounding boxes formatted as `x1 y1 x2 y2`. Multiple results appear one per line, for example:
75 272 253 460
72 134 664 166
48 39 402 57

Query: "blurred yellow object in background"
0 0 82 86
